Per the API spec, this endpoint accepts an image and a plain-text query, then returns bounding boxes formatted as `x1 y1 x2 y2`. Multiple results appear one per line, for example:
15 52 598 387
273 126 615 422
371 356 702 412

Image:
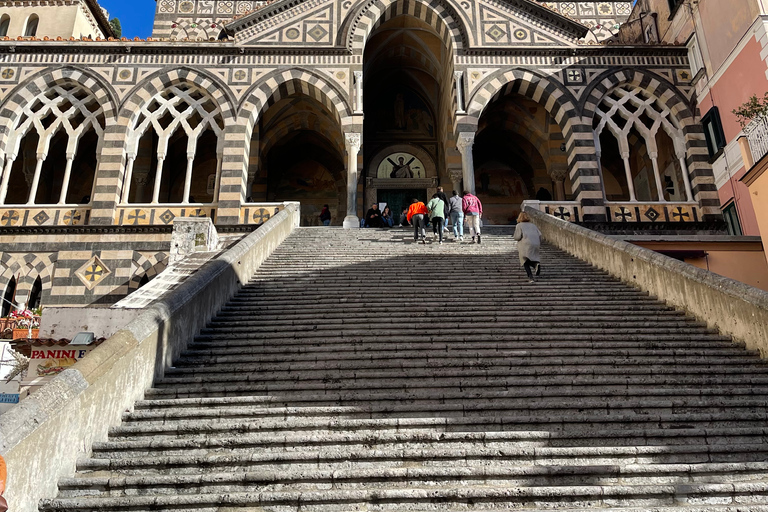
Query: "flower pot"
12 328 39 340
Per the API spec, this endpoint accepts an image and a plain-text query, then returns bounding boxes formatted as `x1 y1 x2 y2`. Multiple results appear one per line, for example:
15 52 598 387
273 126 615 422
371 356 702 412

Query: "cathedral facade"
0 0 719 307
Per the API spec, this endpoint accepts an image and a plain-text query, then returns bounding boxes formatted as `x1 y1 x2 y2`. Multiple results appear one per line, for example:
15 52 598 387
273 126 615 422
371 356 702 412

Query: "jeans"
466 214 481 237
322 219 330 226
412 214 426 240
382 216 394 227
432 217 444 242
443 217 450 231
450 211 464 237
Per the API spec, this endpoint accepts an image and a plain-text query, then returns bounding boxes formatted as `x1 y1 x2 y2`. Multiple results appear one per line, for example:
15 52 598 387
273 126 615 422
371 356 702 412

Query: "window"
702 107 726 158
723 202 743 236
0 15 10 37
667 0 684 16
687 34 704 77
24 14 38 37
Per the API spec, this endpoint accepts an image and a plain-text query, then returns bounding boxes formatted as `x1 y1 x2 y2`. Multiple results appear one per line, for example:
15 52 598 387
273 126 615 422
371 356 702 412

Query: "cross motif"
84 264 104 282
1 69 15 80
63 210 81 225
253 208 271 224
127 209 146 225
672 207 690 222
614 207 633 222
552 207 571 220
1 210 19 226
234 70 246 81
567 69 582 82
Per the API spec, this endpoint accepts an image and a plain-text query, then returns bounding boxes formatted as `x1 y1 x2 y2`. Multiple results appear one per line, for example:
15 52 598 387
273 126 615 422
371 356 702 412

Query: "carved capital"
456 132 475 154
549 167 569 182
449 168 464 183
353 70 363 83
345 132 362 152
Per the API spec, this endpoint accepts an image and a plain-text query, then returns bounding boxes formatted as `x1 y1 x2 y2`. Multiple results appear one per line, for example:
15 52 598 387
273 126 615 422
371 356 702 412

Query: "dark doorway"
377 189 428 225
2 277 16 317
28 276 42 310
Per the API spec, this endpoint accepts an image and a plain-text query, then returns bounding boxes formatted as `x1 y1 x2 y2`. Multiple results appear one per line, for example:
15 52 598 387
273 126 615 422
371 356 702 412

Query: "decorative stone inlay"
307 25 328 42
485 25 506 42
252 208 271 224
32 211 50 226
1 210 19 226
159 209 176 225
76 255 111 290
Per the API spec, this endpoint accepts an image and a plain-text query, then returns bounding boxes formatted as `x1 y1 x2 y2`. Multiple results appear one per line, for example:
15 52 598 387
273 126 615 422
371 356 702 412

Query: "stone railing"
521 201 581 222
526 206 768 349
0 206 90 227
0 203 301 512
745 115 768 164
115 205 216 226
239 202 289 225
604 202 701 223
524 200 702 224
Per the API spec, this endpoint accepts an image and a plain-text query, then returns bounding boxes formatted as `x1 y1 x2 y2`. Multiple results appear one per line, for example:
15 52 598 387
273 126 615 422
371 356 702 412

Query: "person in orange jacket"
0 454 7 511
406 198 429 243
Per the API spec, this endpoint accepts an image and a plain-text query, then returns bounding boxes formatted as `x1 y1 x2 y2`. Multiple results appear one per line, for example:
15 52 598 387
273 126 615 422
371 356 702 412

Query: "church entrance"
377 189 428 223
361 9 456 211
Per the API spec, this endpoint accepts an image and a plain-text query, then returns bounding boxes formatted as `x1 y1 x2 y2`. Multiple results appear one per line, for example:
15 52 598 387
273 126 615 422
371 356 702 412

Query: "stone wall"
0 202 301 512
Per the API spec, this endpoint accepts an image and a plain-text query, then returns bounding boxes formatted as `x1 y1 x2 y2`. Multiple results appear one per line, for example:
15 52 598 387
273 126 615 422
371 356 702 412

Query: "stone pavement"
39 227 768 511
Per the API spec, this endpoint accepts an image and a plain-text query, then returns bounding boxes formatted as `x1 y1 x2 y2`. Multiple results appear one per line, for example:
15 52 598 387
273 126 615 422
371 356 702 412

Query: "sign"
0 393 19 404
22 345 96 388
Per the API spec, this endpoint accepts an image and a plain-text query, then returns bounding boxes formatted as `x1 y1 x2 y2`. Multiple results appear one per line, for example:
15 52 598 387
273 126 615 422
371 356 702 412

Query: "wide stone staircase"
40 228 768 511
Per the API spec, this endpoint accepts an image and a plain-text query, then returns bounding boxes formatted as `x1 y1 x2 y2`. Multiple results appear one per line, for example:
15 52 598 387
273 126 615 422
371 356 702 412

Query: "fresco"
475 161 531 225
376 153 427 179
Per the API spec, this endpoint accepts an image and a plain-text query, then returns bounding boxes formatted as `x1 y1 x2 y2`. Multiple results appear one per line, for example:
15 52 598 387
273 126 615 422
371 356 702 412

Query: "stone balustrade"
0 206 90 228
524 200 702 224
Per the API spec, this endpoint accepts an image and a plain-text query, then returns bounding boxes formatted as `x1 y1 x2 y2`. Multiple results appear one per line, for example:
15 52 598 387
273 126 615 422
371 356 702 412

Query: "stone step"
53 462 768 498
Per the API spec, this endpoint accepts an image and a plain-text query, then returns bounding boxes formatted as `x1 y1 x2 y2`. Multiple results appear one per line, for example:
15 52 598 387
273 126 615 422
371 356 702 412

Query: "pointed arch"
344 0 468 53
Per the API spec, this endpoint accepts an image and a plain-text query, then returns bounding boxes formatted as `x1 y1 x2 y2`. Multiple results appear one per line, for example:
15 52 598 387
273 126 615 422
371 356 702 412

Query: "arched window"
0 15 11 37
27 276 42 310
593 86 693 203
24 14 39 37
2 277 16 318
123 84 225 204
0 82 105 205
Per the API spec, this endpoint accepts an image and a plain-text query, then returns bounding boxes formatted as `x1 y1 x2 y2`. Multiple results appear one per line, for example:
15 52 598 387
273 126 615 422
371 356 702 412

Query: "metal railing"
745 115 768 164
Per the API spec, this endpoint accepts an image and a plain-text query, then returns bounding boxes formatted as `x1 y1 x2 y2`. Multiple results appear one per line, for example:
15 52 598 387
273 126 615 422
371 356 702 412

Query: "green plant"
733 92 768 128
109 18 122 39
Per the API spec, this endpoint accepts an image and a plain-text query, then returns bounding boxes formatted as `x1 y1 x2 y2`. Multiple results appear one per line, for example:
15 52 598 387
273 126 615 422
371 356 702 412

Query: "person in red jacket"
0 454 7 511
406 198 429 243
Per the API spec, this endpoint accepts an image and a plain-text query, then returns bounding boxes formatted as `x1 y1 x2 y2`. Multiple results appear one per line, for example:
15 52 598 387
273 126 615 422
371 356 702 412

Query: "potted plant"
11 309 40 339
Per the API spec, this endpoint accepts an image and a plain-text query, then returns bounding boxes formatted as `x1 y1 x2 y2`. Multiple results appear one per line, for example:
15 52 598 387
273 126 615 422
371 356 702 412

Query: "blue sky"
100 0 156 38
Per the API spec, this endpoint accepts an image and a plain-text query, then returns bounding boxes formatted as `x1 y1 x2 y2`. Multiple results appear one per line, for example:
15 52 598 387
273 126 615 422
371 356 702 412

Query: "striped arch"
117 67 237 127
128 252 169 291
465 69 606 219
237 68 353 130
583 68 720 219
345 0 467 53
0 66 117 156
0 253 56 306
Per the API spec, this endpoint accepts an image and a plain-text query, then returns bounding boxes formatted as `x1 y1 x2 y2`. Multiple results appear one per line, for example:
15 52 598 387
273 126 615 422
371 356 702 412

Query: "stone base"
343 215 360 229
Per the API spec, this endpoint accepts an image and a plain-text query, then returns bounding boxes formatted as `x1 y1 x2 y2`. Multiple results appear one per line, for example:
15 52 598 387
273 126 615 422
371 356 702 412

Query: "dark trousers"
412 214 426 240
432 217 444 242
524 260 540 279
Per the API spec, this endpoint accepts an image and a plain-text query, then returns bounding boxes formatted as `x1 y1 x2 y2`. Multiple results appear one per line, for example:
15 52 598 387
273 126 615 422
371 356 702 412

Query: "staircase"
40 228 768 511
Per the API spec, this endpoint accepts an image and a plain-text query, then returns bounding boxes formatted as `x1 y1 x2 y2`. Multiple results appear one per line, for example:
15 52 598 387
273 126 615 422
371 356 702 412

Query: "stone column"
0 156 15 204
550 168 568 201
354 71 363 114
649 152 666 201
621 153 637 202
151 154 166 204
181 154 195 204
343 132 362 229
457 132 476 195
26 155 45 205
676 152 694 202
454 71 465 114
57 154 76 205
133 173 149 203
121 155 137 203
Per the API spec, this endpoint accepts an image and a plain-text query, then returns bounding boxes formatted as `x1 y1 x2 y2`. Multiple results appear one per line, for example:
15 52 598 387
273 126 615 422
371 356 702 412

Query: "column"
181 154 195 204
213 153 223 203
57 155 76 205
677 154 694 202
456 132 476 195
121 155 137 203
0 157 14 204
454 71 465 114
26 156 45 205
649 152 666 201
621 153 637 202
151 155 165 204
353 71 363 114
343 132 362 229
550 168 568 201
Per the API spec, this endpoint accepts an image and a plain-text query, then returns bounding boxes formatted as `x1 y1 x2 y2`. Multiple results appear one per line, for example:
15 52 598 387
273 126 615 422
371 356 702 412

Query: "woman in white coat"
513 212 542 283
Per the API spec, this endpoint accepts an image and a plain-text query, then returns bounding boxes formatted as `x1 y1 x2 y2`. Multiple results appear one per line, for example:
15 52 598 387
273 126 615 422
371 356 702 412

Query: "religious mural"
377 153 426 179
370 89 435 138
268 160 338 225
475 161 531 225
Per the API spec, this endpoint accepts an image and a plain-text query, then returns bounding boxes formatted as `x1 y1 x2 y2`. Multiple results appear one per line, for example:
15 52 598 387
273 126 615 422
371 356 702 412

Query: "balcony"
745 115 768 165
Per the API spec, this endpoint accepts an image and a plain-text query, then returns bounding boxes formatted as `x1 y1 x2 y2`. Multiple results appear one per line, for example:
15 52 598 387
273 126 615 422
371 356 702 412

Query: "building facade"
619 0 768 237
0 0 722 308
